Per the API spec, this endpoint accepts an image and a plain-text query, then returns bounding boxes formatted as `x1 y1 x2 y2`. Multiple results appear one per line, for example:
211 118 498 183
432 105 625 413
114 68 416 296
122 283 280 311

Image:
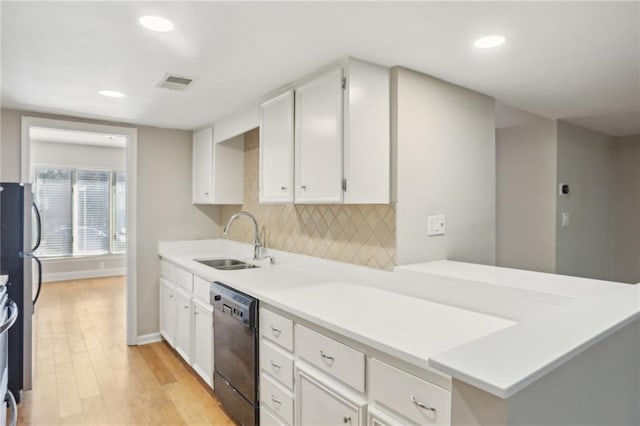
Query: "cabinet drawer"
260 308 293 352
193 275 211 304
260 406 285 426
159 259 175 281
260 339 294 390
370 358 451 425
174 267 193 292
260 374 294 425
297 367 362 426
295 325 365 392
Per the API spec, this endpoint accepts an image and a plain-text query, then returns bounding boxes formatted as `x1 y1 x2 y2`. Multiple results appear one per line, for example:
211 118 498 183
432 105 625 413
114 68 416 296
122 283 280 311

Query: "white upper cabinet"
258 57 391 205
295 66 345 204
192 127 244 205
259 90 295 203
343 59 390 204
193 128 213 204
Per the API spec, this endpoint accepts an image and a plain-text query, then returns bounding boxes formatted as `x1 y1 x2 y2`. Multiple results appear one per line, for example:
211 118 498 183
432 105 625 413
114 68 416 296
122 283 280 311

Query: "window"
34 168 126 258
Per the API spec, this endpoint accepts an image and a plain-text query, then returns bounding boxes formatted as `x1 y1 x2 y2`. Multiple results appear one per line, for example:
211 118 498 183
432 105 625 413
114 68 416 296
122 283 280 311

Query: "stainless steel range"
210 281 259 426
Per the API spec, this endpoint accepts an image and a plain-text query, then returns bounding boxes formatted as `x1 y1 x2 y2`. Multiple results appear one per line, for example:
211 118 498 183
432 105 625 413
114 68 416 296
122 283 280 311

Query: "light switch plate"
562 212 570 227
428 215 445 236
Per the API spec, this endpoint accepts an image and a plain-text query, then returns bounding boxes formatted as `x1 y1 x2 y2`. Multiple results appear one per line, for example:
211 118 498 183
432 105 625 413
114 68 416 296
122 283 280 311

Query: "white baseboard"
43 267 126 283
136 332 163 346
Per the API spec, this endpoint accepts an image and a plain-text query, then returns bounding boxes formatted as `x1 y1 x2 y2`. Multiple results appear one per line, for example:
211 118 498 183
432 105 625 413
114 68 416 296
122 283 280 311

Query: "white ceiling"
2 2 638 136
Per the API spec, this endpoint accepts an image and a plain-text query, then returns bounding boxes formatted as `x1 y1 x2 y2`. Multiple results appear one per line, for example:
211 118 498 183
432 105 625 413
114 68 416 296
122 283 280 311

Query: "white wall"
496 106 557 273
556 121 614 281
612 135 640 283
136 125 220 335
0 108 221 337
31 140 125 170
393 67 496 266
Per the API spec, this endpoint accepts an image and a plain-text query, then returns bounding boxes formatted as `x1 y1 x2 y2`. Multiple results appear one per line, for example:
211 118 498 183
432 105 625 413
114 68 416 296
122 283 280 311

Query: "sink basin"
195 258 260 271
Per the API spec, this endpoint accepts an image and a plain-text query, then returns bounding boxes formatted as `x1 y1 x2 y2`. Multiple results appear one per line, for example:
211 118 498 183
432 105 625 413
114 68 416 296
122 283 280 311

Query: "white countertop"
158 239 639 399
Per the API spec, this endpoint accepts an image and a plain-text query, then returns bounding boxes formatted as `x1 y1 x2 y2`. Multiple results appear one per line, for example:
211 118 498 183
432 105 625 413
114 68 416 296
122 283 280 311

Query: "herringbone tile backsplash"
219 128 396 270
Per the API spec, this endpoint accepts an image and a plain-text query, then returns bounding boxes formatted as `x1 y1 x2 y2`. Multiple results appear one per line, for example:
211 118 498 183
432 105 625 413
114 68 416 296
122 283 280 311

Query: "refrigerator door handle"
30 255 42 309
31 202 42 252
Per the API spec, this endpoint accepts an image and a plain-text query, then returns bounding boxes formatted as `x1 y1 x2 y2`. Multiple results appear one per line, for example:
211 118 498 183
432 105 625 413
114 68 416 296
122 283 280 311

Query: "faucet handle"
264 255 276 265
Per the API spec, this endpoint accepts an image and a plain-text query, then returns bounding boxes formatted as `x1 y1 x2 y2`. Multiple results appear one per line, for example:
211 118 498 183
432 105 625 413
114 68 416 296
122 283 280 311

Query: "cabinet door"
296 368 363 426
295 66 344 204
192 303 214 387
175 291 192 363
160 279 177 346
193 128 213 204
260 90 295 203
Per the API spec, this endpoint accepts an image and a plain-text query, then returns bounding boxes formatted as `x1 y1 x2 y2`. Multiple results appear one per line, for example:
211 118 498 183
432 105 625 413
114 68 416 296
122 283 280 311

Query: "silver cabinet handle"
270 360 281 370
410 396 436 412
320 350 334 362
5 390 17 426
270 394 281 405
343 416 351 424
270 325 282 335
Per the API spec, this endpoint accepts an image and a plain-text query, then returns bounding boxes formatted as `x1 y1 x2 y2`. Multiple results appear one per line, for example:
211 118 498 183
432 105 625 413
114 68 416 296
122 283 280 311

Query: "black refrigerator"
0 183 42 403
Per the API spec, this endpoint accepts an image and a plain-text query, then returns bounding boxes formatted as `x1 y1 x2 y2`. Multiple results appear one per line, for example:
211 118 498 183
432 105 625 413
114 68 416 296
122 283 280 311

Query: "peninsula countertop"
158 239 638 399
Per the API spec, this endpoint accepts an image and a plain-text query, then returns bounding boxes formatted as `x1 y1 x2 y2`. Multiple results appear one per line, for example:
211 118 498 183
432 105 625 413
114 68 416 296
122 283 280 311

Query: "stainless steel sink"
195 258 259 271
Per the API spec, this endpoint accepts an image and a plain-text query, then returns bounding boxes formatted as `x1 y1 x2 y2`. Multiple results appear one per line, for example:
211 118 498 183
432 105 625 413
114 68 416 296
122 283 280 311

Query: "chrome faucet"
223 211 265 260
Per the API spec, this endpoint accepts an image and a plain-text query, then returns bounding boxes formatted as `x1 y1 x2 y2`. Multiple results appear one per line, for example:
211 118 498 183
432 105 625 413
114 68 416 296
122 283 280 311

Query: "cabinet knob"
280 186 287 191
270 394 282 405
343 416 351 424
204 192 209 196
184 305 189 310
169 295 174 298
194 311 199 316
301 185 307 191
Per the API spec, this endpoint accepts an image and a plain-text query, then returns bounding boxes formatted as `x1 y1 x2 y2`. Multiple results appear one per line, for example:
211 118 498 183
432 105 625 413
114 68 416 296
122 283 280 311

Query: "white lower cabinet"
367 406 405 426
261 373 295 425
159 278 177 346
261 405 286 426
258 307 452 426
174 289 193 363
369 359 450 426
159 261 216 389
192 300 214 387
296 365 365 426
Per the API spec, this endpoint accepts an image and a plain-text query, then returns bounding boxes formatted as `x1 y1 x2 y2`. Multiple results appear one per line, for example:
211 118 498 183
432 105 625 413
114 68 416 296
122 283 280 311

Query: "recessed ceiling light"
139 15 174 32
98 90 126 98
474 35 506 49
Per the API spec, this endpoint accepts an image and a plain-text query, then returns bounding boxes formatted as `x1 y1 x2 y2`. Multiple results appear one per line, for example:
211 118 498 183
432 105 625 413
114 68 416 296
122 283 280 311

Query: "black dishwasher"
210 282 258 426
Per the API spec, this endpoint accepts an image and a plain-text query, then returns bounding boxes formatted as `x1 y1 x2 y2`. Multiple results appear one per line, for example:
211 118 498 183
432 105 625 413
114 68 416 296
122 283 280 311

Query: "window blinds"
34 169 73 257
34 168 126 258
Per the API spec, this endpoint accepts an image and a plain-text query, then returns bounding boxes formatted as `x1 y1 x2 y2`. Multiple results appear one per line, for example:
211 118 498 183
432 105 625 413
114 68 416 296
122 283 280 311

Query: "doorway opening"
21 117 137 346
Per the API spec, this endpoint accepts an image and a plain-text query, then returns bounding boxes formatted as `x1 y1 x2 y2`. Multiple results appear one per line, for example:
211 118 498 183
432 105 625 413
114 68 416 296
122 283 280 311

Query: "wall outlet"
428 215 445 236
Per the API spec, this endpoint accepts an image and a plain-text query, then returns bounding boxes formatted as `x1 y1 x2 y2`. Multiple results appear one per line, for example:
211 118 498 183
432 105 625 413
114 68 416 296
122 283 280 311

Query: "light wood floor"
18 276 235 425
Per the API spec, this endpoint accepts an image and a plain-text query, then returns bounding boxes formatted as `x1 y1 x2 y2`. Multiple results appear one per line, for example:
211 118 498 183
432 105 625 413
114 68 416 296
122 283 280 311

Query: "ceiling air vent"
157 74 195 91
